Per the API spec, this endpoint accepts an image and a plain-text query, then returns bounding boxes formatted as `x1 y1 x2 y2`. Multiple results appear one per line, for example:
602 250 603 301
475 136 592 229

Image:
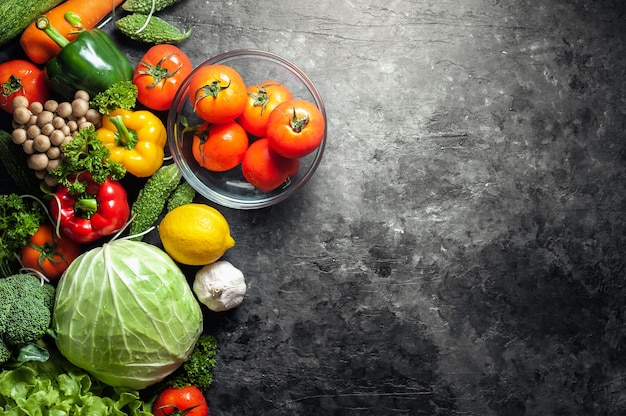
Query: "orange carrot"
20 0 124 64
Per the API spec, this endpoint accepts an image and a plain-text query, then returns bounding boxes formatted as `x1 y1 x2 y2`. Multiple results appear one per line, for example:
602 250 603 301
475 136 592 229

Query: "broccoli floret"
0 274 56 348
0 338 12 364
168 335 218 391
38 281 56 312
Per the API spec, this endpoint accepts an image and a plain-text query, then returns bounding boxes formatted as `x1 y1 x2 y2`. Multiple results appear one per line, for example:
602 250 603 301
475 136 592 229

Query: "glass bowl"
167 49 327 210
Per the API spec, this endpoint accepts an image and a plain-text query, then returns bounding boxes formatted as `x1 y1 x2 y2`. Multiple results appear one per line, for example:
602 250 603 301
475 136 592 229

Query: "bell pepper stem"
74 197 98 218
109 115 139 149
36 16 70 49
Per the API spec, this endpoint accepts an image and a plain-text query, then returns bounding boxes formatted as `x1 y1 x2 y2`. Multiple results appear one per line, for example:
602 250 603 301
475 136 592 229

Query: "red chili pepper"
50 173 130 244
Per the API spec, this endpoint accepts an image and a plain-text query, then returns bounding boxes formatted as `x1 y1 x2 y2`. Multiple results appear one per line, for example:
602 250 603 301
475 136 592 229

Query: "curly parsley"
90 81 138 115
50 125 126 195
0 194 45 277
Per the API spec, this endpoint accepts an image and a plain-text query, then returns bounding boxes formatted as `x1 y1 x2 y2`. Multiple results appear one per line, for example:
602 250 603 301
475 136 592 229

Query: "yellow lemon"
158 203 235 265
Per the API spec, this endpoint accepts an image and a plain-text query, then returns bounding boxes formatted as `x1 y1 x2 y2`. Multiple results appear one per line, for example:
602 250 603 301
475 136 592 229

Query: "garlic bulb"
193 261 247 312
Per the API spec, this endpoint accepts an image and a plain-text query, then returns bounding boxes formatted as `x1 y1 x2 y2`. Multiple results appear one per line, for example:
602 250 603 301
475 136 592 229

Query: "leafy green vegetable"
50 125 126 194
116 14 193 44
168 335 217 391
0 342 154 415
15 342 50 363
90 80 138 115
0 194 45 277
0 274 55 357
53 240 203 390
0 130 42 196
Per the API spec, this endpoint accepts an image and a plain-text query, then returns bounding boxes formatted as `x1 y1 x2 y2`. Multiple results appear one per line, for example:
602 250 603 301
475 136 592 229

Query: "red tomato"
153 386 209 416
237 80 293 137
241 138 300 191
20 223 82 281
188 64 247 124
266 99 326 159
192 121 249 172
0 59 50 114
133 44 192 111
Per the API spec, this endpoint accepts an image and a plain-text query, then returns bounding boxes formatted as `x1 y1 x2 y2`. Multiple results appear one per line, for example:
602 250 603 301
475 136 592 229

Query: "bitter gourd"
129 163 182 240
122 0 183 13
167 181 196 212
115 14 193 44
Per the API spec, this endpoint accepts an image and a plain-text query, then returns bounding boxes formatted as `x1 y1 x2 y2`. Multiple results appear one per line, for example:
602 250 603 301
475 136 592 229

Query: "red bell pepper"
50 173 130 244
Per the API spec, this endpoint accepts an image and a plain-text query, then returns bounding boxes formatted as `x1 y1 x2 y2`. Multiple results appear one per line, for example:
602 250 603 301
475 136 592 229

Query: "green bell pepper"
36 13 133 100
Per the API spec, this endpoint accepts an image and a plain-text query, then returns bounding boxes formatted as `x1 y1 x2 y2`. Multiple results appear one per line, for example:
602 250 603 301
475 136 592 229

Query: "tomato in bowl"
167 49 327 210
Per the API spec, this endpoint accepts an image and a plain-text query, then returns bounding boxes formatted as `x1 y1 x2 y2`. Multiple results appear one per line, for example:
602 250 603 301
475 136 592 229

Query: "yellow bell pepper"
97 108 167 177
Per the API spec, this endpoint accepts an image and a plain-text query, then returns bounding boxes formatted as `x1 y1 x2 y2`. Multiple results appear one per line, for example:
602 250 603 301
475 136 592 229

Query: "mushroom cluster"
10 90 102 187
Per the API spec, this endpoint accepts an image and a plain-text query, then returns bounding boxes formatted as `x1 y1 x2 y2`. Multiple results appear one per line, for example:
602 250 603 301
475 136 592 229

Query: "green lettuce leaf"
0 345 155 415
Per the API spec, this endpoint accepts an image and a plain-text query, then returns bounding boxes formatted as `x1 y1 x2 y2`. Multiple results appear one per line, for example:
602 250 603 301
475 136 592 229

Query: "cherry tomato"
188 64 247 124
0 59 50 114
20 223 82 281
192 121 249 172
241 137 300 191
133 44 192 111
266 99 326 159
153 386 209 416
237 80 294 138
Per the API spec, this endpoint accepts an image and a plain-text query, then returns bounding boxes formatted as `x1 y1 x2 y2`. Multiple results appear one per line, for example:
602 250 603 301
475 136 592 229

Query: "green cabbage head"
53 240 203 390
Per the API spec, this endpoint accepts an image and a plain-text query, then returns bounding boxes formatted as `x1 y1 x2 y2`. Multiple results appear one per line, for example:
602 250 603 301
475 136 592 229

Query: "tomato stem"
289 106 310 133
29 241 67 269
138 54 183 89
154 403 200 416
249 87 270 113
193 80 231 111
1 75 25 98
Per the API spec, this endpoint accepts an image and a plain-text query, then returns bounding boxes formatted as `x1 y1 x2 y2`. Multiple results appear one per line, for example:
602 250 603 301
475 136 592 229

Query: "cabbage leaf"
0 343 154 415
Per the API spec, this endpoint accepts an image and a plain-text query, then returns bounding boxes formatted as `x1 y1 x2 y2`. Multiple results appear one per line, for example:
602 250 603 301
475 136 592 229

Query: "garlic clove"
193 260 247 312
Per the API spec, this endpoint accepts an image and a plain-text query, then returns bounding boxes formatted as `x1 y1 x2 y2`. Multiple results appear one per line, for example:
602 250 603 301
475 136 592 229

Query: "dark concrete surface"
2 0 626 415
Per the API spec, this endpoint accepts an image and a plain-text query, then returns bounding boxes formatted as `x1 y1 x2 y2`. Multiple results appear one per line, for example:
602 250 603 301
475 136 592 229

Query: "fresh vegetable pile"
0 1 312 415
